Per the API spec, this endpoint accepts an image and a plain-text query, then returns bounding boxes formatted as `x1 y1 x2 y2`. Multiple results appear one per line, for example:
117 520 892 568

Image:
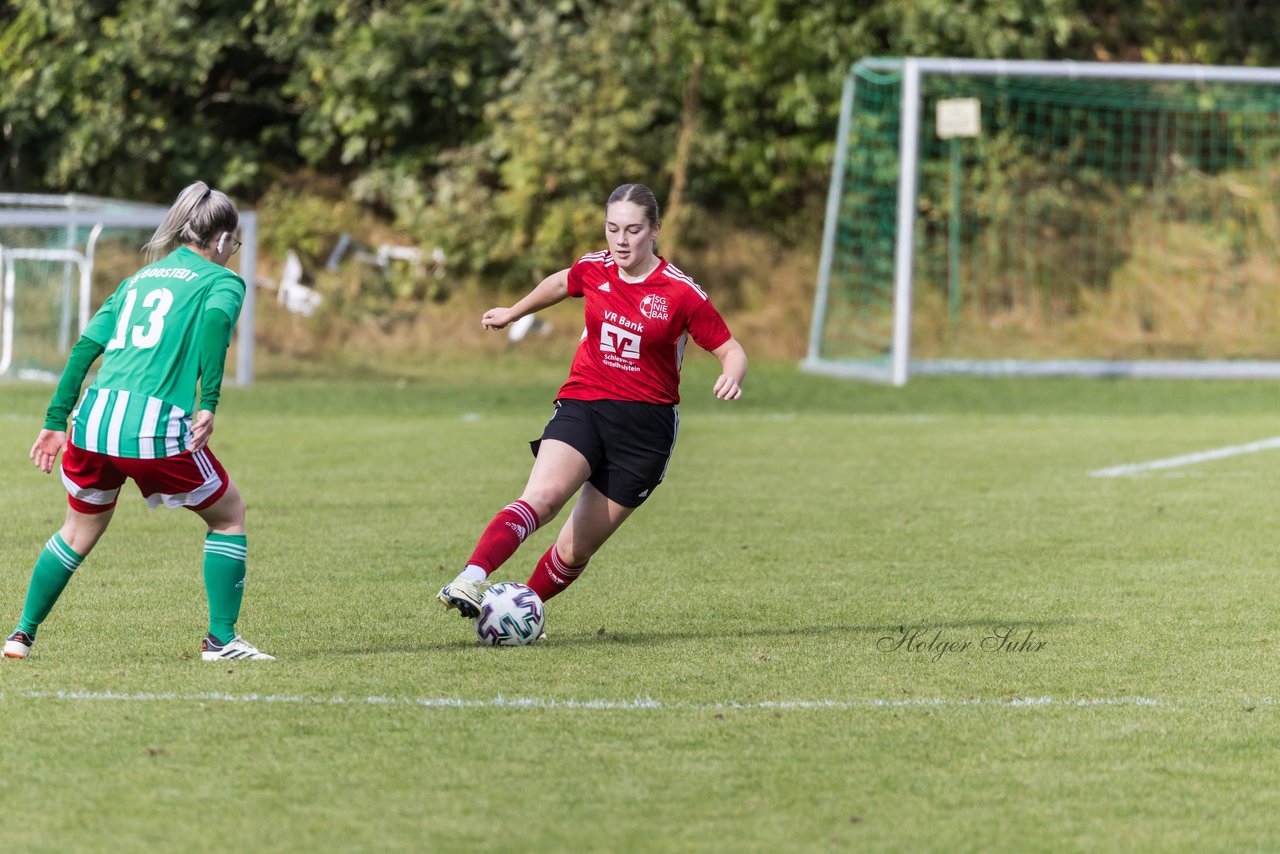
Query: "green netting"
820 68 902 364
1 220 156 381
817 63 1280 366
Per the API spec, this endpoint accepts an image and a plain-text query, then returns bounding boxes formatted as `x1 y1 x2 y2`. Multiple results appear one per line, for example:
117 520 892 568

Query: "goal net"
0 195 258 384
805 59 1280 384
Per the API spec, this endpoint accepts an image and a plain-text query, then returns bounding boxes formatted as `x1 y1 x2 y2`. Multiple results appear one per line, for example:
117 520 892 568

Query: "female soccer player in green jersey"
3 182 273 661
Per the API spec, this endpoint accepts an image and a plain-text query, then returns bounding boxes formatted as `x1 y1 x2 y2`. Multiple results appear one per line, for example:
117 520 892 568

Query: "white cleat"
201 634 275 661
3 630 34 659
438 577 486 619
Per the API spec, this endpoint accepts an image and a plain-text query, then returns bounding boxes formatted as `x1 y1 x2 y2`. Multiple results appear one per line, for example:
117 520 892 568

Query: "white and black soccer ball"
475 582 545 646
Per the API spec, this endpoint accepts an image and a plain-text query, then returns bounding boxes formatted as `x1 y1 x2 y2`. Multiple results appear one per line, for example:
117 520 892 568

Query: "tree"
0 0 286 195
0 0 508 198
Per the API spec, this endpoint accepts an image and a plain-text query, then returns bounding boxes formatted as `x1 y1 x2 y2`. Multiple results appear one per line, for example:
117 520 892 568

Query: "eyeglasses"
231 238 242 255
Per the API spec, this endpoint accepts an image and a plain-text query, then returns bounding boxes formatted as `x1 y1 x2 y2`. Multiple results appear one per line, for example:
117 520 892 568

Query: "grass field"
3 356 1280 851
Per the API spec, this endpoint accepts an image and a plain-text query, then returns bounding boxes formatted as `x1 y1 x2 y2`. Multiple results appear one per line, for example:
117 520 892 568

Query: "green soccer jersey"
70 247 245 459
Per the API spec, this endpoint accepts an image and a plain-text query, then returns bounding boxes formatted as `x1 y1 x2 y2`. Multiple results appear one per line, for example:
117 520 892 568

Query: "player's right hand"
482 307 516 330
30 429 67 474
190 410 215 452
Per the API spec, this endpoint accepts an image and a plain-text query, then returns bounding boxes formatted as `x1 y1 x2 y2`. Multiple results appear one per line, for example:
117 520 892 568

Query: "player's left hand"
191 410 215 452
30 429 67 474
713 375 742 400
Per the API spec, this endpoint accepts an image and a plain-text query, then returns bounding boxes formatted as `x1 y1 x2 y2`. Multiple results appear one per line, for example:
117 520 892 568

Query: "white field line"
1090 436 1280 478
0 689 1209 710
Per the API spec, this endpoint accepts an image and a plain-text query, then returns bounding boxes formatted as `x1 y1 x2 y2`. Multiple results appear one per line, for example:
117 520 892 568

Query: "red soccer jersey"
556 251 732 405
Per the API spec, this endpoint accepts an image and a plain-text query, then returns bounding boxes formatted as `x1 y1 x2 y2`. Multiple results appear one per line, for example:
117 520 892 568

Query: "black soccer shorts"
531 398 679 508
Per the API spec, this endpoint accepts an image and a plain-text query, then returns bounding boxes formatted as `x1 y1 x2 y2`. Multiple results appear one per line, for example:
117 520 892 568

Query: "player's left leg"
4 506 114 659
525 483 635 602
6 440 123 660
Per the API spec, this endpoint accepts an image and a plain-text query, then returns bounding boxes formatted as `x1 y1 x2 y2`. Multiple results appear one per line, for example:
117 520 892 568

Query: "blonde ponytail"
142 181 239 263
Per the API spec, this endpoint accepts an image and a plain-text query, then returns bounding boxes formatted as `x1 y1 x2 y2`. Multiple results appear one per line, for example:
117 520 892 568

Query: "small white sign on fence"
936 97 981 139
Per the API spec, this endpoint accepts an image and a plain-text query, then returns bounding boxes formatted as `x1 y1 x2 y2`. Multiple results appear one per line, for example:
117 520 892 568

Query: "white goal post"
1 244 95 377
0 197 257 384
805 58 1280 385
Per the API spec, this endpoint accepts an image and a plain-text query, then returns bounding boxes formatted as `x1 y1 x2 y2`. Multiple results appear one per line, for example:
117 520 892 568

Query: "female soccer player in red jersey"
439 183 748 619
4 182 273 661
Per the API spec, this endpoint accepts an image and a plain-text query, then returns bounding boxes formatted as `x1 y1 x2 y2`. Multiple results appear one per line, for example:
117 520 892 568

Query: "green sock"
203 533 247 645
16 533 84 637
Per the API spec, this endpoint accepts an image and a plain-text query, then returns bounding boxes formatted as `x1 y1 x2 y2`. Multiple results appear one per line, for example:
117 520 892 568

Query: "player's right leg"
118 448 272 661
192 475 273 661
439 438 591 618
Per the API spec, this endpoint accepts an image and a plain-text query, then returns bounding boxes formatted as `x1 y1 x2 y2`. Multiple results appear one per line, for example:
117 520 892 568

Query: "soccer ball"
475 582 545 646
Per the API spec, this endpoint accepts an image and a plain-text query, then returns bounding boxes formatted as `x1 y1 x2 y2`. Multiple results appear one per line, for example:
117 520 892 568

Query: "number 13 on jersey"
106 287 174 351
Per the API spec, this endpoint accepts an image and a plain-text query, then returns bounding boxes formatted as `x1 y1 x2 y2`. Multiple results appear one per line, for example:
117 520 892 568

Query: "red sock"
526 545 588 601
467 500 540 574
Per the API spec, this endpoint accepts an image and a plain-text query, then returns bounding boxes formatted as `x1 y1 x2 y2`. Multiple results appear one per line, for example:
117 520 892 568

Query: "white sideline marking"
1090 436 1280 478
0 689 1186 710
